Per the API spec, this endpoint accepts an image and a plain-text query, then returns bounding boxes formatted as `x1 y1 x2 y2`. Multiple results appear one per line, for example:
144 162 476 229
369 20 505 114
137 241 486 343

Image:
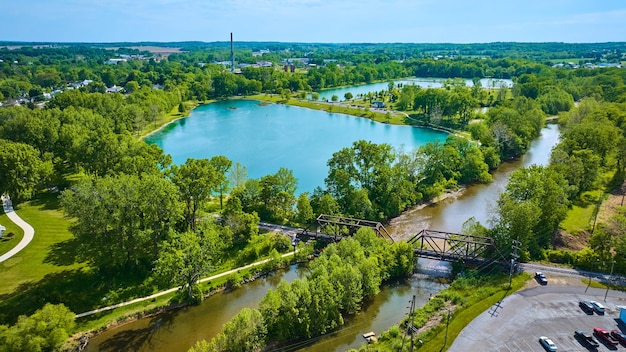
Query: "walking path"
0 195 35 263
75 250 296 318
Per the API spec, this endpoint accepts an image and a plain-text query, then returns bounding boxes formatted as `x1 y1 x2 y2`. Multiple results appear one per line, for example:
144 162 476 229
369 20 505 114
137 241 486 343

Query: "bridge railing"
315 214 394 242
408 229 507 264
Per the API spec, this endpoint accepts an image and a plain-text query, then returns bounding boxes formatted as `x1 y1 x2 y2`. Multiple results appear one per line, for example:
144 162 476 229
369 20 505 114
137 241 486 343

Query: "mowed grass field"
0 213 24 257
0 193 90 322
0 193 82 296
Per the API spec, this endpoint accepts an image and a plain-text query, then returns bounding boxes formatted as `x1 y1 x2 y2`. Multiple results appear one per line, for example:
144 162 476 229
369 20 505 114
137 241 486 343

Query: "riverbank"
70 253 299 351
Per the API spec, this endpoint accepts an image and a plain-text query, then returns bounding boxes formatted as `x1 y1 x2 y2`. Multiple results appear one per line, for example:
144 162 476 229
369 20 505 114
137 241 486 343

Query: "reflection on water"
86 266 307 352
388 124 560 237
86 263 447 352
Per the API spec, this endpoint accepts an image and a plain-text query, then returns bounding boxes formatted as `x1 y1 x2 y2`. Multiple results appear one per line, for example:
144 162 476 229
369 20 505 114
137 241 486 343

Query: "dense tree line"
189 228 414 352
2 44 621 109
477 98 626 262
0 42 626 346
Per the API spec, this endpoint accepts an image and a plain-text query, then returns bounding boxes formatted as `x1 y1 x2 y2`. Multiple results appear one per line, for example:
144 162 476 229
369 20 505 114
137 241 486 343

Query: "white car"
588 300 605 314
539 336 557 351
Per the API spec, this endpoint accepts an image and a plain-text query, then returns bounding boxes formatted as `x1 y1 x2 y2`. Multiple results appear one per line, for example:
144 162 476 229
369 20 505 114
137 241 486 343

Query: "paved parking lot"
449 277 626 352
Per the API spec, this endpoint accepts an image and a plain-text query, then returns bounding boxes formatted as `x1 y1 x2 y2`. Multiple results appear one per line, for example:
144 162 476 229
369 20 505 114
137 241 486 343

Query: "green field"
0 213 24 257
560 189 604 234
0 193 83 296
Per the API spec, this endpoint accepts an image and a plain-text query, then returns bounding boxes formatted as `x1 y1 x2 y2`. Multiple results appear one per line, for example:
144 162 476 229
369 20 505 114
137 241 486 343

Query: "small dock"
362 331 377 343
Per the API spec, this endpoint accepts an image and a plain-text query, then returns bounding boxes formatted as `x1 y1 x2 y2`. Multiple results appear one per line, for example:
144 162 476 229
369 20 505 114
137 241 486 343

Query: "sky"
2 0 625 43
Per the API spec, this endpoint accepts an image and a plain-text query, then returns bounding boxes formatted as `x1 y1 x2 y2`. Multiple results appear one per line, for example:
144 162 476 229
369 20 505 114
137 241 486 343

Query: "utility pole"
586 258 599 293
440 308 451 352
509 239 521 288
401 295 417 352
605 260 616 302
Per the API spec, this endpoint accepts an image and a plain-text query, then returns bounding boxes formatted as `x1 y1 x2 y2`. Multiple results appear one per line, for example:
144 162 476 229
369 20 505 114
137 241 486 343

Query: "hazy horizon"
1 0 625 44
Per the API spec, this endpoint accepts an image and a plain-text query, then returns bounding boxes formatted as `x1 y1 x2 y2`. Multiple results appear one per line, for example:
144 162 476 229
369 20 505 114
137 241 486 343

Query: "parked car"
535 271 548 285
579 300 595 314
539 336 558 351
611 330 626 345
589 300 605 314
575 330 600 348
594 327 619 346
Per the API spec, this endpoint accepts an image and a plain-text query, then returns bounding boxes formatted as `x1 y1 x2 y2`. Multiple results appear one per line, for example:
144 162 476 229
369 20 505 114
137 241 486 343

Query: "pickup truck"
575 330 599 348
594 327 619 346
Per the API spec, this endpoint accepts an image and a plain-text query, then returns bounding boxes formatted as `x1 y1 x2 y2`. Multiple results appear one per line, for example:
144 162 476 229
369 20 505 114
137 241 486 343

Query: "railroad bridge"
296 214 507 266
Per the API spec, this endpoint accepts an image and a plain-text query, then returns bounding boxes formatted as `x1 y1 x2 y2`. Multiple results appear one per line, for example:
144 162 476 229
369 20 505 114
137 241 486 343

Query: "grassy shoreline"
244 93 413 126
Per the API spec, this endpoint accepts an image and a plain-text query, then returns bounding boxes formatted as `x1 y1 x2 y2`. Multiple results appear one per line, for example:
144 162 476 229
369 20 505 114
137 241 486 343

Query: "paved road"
448 276 626 352
0 195 35 263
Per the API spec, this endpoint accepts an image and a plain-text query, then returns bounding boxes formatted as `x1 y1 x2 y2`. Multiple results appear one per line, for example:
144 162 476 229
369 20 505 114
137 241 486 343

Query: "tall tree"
228 162 248 190
60 174 180 271
210 156 232 210
0 139 53 203
171 158 218 230
153 230 217 300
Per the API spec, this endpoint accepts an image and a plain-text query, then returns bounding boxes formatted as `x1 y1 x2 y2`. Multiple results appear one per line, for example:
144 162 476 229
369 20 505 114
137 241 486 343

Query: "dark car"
535 271 548 285
589 301 605 314
579 300 595 314
611 330 626 345
594 327 619 346
575 330 600 348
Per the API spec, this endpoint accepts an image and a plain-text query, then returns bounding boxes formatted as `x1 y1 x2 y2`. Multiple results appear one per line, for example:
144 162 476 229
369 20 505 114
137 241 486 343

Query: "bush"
546 249 576 264
226 273 243 289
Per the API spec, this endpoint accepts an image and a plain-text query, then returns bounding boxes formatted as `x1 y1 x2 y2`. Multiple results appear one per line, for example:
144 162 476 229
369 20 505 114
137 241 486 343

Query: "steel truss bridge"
296 215 507 266
407 229 507 265
297 214 394 242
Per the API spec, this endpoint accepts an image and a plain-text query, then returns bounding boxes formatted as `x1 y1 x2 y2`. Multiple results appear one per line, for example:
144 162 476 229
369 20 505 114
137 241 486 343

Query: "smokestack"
230 32 235 73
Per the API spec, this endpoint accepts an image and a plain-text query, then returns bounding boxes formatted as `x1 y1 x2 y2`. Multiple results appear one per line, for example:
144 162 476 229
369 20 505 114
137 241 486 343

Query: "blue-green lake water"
313 77 513 102
145 99 448 194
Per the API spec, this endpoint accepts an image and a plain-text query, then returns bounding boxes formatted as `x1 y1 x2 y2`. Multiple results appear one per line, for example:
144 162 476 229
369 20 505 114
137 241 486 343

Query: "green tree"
344 92 353 101
0 304 75 352
296 192 314 226
258 168 297 222
153 230 217 300
492 165 570 258
331 94 338 102
260 279 312 342
210 156 232 210
222 196 259 245
192 308 267 352
171 158 218 230
228 162 248 190
0 139 53 203
124 80 140 94
28 86 43 101
60 174 181 271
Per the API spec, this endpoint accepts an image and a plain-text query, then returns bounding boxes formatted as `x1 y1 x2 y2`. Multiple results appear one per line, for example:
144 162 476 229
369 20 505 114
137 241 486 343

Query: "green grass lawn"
0 213 24 257
369 273 529 352
0 193 91 323
246 94 412 126
560 189 603 234
0 193 84 296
